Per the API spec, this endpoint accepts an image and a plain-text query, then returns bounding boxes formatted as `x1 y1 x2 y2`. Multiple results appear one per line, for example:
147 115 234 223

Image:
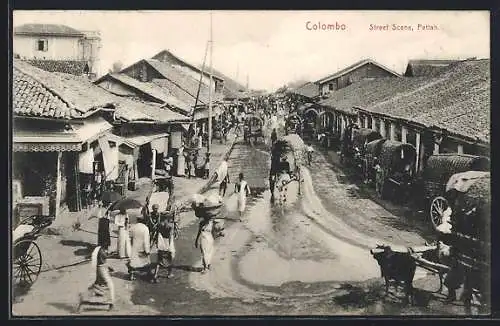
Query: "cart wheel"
430 196 449 229
12 239 42 289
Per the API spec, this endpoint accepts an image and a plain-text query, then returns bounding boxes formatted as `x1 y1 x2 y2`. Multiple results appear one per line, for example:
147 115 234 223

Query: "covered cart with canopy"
243 114 265 144
374 140 417 201
269 134 305 203
444 172 491 313
341 127 382 167
419 154 490 229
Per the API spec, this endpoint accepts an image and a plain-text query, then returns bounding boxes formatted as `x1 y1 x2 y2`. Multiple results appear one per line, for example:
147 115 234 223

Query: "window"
328 83 334 91
37 39 48 52
215 81 224 93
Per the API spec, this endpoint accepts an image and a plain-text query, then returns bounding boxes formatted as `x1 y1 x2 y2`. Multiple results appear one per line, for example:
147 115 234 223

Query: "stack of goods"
191 194 223 219
282 134 307 166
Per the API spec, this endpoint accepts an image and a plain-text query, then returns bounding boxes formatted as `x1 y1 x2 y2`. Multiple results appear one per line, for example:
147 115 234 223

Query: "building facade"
13 24 102 77
316 59 400 97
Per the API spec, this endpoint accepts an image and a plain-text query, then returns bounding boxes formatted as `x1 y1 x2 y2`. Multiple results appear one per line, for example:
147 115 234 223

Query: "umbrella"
101 191 122 205
108 198 144 225
109 198 143 212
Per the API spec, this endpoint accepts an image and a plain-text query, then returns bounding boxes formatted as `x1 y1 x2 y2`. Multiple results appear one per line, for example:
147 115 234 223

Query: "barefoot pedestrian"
195 215 214 274
114 207 131 259
235 173 251 221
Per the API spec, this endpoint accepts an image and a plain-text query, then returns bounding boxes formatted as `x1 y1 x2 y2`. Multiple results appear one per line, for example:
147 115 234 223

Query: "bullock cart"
372 140 417 201
444 172 490 313
341 127 382 168
244 114 265 144
269 134 305 204
419 154 490 229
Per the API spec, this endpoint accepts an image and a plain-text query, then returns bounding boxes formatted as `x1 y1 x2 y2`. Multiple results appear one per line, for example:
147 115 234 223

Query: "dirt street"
12 125 478 316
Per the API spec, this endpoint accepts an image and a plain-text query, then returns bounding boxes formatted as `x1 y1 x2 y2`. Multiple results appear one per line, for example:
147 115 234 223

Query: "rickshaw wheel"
430 196 449 229
12 239 42 289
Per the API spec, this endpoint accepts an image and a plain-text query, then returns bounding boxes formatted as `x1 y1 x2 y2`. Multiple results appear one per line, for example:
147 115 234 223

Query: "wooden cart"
373 140 417 201
341 127 382 168
420 154 490 229
446 174 490 313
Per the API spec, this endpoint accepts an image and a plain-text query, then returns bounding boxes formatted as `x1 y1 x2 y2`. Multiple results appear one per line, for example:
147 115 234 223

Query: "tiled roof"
290 82 320 99
114 99 189 123
370 59 490 142
151 50 224 82
14 24 84 37
319 76 435 115
316 59 401 84
322 59 490 143
404 59 461 77
13 60 116 119
24 60 89 76
13 60 190 124
146 59 216 106
95 73 191 115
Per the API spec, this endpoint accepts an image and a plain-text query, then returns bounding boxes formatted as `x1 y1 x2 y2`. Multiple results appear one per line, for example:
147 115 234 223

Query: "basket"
192 203 223 219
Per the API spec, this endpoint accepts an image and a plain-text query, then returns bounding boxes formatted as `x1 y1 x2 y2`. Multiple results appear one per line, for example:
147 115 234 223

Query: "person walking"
81 246 115 308
235 173 251 221
178 144 187 177
127 215 153 281
214 159 230 197
114 207 131 259
305 143 314 166
195 215 214 274
96 200 111 251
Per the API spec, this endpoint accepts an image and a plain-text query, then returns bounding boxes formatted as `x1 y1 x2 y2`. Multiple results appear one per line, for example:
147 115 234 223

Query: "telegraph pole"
208 12 213 154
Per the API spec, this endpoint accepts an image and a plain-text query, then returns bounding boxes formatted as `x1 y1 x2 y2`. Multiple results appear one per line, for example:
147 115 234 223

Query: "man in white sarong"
127 216 153 281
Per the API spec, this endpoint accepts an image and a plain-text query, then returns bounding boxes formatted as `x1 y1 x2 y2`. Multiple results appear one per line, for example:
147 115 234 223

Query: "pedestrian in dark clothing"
94 200 111 251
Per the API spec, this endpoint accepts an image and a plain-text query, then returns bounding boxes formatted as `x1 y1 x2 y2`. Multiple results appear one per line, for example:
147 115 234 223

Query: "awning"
13 116 113 152
73 117 113 143
122 133 169 147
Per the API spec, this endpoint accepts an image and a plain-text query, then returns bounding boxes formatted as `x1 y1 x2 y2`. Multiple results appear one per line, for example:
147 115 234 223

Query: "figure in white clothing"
214 159 230 197
235 172 251 221
195 216 214 274
177 145 186 177
114 207 131 258
127 215 154 281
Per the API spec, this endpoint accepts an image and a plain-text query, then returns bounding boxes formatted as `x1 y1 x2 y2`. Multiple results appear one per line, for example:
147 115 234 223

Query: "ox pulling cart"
269 134 305 205
243 114 265 145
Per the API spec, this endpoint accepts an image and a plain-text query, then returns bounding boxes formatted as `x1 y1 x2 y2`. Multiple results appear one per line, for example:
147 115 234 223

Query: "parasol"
109 198 143 211
101 191 122 206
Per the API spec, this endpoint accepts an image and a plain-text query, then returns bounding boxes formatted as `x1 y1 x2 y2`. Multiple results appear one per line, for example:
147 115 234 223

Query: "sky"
13 10 490 91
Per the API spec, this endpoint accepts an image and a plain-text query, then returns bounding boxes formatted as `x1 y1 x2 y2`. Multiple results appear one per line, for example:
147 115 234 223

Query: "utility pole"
207 12 213 154
246 73 249 90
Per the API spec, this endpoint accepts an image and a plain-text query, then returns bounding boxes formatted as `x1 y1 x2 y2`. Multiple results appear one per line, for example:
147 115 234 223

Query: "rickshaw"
418 154 490 229
12 215 54 291
269 134 305 204
444 172 490 313
372 140 417 201
243 114 265 144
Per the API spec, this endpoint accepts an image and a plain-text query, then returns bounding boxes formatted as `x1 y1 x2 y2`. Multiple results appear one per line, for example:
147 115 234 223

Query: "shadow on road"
59 240 94 257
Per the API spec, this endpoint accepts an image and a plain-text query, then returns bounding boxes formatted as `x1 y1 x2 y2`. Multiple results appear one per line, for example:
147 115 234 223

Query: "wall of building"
14 35 82 60
96 79 140 97
123 61 163 82
320 63 396 96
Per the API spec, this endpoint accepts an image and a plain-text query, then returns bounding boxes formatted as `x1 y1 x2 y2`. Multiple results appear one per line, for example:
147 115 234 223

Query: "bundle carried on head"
191 193 223 219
